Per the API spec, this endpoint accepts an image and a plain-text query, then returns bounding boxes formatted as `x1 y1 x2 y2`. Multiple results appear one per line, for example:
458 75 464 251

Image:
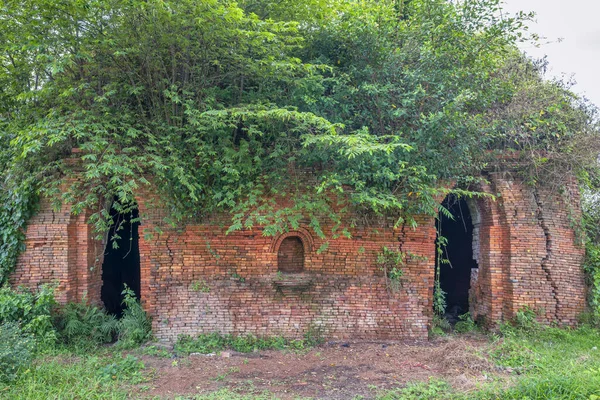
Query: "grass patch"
377 324 600 400
174 389 279 399
0 351 146 399
475 324 600 399
378 378 453 399
174 329 324 356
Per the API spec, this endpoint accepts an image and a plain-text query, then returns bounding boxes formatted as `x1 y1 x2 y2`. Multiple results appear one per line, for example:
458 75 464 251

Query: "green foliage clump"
0 285 57 346
303 324 326 347
54 301 118 349
583 192 600 322
175 332 227 355
377 246 405 292
1 283 149 341
190 279 210 293
453 312 478 334
512 307 541 331
116 286 152 348
430 314 451 337
432 279 447 317
0 323 35 383
0 284 152 384
0 190 37 285
52 286 151 350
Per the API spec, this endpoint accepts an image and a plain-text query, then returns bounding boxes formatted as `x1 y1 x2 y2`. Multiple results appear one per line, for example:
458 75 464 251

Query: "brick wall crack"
533 187 560 320
165 235 174 268
398 223 406 254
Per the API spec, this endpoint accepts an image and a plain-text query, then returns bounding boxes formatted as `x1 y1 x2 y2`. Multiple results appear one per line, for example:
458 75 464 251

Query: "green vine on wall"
0 184 38 284
434 234 449 317
377 246 406 292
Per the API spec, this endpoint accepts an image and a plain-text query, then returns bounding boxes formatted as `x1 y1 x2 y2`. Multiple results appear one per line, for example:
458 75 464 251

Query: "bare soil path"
138 335 500 399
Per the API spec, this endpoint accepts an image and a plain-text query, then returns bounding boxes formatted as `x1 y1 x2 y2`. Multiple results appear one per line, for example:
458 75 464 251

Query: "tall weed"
116 286 152 348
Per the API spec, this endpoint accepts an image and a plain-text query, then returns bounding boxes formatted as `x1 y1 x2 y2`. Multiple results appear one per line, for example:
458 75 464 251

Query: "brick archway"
269 228 314 254
434 182 511 328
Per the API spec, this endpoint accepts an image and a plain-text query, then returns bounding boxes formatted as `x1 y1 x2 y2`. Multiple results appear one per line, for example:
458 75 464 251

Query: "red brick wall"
135 202 436 340
493 174 586 324
11 173 587 340
10 200 103 304
468 172 586 326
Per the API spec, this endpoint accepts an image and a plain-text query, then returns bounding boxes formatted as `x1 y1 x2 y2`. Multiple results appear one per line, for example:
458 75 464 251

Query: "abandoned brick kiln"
10 171 587 341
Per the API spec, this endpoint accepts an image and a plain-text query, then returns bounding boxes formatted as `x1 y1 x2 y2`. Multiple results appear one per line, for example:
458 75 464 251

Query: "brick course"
11 172 586 340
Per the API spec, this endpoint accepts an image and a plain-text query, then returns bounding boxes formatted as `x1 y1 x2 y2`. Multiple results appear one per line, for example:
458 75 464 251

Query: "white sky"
502 0 600 108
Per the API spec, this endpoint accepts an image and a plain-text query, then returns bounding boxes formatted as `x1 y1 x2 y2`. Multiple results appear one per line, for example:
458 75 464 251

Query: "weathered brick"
11 173 586 341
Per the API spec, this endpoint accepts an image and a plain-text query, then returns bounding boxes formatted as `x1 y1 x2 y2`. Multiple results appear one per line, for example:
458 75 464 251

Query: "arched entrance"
437 195 478 323
100 201 141 316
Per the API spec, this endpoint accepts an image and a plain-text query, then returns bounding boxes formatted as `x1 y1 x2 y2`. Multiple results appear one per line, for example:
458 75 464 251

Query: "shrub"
0 285 57 346
0 322 35 383
454 312 478 333
54 301 118 349
117 286 152 348
377 246 405 292
578 311 600 327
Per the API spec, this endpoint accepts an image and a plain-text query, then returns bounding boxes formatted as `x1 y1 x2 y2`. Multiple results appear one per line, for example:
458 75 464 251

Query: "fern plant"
55 301 118 349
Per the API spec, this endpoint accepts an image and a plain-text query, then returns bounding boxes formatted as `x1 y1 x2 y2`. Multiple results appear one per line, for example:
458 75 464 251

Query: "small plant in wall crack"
190 279 210 293
377 246 405 293
227 269 245 283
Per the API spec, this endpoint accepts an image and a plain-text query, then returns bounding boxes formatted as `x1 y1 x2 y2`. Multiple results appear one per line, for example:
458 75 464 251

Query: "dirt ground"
137 335 501 399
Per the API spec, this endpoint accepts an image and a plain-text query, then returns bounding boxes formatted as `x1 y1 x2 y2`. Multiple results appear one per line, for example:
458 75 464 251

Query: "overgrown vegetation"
0 322 34 384
3 284 600 399
54 301 118 349
0 285 151 384
0 285 57 345
1 0 598 285
583 190 600 324
1 0 600 396
2 352 146 399
117 286 153 348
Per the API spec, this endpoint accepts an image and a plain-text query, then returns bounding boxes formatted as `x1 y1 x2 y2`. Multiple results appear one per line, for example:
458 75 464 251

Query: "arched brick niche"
270 229 313 274
278 237 305 273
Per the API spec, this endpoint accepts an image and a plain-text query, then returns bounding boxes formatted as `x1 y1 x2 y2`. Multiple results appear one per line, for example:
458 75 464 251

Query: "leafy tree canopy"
0 0 598 282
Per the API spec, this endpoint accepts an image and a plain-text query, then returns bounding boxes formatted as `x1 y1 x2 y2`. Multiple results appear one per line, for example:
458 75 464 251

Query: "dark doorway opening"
437 195 477 323
101 202 141 316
